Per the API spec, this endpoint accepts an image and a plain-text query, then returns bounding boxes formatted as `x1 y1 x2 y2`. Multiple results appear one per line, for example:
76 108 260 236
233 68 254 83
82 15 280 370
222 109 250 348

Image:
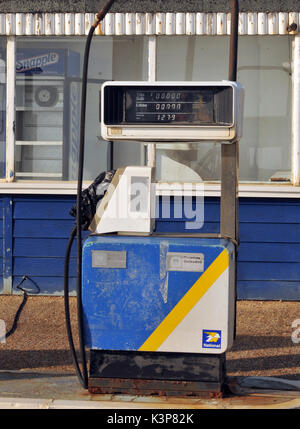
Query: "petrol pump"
64 0 244 397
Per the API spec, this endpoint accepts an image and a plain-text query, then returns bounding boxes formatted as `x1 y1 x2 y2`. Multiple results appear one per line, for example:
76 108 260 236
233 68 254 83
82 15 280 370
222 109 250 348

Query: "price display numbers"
125 88 215 125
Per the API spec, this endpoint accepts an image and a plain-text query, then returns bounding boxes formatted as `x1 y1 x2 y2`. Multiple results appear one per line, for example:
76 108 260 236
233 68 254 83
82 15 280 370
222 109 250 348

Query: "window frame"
1 33 300 198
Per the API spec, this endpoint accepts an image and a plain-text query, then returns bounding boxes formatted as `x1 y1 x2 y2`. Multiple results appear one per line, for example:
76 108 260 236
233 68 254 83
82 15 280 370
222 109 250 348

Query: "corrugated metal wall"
0 12 299 36
1 194 300 300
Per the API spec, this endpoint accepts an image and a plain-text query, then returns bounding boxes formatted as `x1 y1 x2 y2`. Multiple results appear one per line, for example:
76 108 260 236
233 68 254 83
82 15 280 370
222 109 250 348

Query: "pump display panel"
109 87 232 125
101 81 243 142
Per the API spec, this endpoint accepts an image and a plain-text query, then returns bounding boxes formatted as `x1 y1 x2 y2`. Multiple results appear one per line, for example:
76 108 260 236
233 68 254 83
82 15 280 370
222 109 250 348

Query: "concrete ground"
0 296 299 409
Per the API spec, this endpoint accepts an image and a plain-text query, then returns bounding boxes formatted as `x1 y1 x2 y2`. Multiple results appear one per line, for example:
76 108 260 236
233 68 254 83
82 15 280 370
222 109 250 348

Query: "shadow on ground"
0 349 74 370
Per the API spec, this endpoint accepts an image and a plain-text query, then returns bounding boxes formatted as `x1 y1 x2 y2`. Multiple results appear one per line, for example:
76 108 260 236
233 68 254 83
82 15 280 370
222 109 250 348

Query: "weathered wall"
1 194 300 300
0 1 300 13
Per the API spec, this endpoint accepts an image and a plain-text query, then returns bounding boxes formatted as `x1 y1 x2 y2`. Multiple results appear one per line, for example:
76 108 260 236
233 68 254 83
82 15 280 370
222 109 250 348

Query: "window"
0 37 6 178
15 36 147 181
156 36 292 183
1 32 295 187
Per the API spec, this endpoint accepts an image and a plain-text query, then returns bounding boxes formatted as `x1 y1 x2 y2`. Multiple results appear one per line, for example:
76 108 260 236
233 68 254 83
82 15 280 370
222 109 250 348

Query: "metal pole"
221 0 240 341
220 0 239 242
228 0 239 82
147 35 157 168
292 35 300 186
6 36 15 182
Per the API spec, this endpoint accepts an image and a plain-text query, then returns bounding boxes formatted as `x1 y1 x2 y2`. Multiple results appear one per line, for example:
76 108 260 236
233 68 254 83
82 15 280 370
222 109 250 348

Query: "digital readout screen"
124 87 226 125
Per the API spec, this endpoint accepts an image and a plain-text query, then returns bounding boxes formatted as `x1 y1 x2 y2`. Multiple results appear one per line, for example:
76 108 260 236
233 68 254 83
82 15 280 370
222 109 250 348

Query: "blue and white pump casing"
83 80 242 354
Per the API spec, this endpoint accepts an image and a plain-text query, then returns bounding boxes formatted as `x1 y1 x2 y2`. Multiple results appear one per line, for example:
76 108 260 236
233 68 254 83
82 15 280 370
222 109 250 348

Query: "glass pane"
156 36 291 183
111 36 148 171
15 36 147 181
0 37 6 178
238 37 291 182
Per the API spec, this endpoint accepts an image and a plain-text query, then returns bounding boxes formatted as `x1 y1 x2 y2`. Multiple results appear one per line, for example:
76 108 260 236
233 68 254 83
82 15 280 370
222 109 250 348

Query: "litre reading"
125 88 217 124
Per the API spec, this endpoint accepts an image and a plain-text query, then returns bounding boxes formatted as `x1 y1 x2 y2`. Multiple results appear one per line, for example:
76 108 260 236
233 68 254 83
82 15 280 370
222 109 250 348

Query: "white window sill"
156 182 300 198
0 180 299 198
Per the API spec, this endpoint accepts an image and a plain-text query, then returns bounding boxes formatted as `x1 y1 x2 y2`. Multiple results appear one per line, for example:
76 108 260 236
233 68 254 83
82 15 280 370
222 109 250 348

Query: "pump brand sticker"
166 252 204 272
92 250 127 269
202 330 222 349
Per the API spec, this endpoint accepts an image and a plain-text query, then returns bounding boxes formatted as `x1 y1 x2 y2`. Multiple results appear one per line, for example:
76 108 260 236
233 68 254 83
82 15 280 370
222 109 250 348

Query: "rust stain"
88 377 223 399
87 379 300 409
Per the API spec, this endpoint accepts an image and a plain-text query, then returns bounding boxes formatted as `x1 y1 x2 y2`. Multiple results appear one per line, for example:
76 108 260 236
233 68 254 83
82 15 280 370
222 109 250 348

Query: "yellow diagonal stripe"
139 249 229 352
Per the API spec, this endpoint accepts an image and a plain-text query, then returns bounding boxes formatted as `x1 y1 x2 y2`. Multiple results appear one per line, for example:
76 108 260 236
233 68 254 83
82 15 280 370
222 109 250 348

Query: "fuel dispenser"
64 0 243 397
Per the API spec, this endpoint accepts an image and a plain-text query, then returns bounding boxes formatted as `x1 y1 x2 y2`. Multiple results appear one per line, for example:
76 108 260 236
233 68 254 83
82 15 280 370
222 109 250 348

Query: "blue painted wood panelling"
0 218 3 238
239 223 300 243
14 237 77 257
238 242 300 262
238 262 300 281
2 197 12 294
0 194 299 299
14 219 75 238
11 195 86 295
13 199 76 219
0 197 5 293
158 197 300 300
238 281 300 300
14 257 77 277
12 275 77 296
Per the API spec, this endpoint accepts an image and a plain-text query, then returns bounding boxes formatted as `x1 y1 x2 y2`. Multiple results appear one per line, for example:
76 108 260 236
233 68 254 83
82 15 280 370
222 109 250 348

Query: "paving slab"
0 371 299 409
0 297 299 409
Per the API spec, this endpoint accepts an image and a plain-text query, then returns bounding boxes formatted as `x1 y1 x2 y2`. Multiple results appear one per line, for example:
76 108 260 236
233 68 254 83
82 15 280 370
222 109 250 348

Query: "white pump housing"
101 80 244 143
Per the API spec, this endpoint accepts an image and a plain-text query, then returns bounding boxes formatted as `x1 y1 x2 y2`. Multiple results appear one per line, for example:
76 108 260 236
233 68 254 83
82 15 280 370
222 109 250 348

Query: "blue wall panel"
14 219 74 238
12 195 77 295
12 275 77 296
13 200 77 219
0 197 8 294
238 242 300 262
0 196 3 293
157 197 300 300
14 237 76 257
0 194 299 299
238 281 300 300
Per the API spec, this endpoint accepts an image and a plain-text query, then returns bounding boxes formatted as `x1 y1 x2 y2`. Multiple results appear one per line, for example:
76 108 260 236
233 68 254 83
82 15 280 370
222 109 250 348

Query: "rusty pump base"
87 350 226 398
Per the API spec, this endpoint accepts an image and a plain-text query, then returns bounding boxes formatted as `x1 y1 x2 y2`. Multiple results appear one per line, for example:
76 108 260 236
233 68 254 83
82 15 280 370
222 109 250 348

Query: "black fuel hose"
63 225 85 385
74 22 95 390
64 0 116 390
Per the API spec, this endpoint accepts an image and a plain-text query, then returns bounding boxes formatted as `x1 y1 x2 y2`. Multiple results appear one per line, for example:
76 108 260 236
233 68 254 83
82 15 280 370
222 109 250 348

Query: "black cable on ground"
5 275 40 339
5 293 28 339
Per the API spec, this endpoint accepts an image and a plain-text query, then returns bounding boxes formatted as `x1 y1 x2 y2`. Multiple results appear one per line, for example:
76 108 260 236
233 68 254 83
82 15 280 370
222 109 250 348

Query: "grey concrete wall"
0 1 300 13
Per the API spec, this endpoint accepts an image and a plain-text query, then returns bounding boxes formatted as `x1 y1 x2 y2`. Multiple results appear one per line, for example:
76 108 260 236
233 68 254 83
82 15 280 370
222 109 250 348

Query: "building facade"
0 1 300 299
